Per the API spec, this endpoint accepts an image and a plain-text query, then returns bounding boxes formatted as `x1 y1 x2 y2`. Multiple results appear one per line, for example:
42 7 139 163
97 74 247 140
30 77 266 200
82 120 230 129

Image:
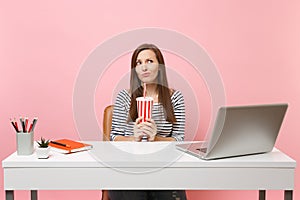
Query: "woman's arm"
170 90 186 141
110 90 132 141
154 135 176 141
110 90 185 142
113 135 135 141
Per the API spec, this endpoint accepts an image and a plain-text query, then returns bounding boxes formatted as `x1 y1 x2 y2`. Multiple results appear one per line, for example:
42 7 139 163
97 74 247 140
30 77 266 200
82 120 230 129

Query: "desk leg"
259 190 266 200
31 190 38 200
285 190 293 200
5 190 14 200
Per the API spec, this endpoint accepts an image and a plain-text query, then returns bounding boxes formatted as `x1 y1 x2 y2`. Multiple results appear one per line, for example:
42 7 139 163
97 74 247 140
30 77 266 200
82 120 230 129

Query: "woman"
109 43 186 200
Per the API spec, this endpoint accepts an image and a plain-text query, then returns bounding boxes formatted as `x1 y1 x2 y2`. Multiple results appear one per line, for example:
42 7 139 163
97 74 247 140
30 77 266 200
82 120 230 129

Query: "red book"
49 139 93 154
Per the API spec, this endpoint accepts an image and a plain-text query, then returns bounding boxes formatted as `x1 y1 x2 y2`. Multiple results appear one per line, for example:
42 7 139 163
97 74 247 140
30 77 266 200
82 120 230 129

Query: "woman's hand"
134 117 157 142
142 119 157 141
133 117 145 142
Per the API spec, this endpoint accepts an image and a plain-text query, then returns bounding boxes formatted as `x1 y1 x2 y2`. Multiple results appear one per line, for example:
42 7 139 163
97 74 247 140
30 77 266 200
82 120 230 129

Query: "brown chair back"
102 105 114 141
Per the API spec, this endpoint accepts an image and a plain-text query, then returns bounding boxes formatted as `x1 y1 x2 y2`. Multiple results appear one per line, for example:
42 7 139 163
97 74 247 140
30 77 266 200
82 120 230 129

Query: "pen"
28 123 33 133
50 141 71 148
25 117 28 132
29 117 38 132
14 118 19 132
10 118 19 132
20 117 26 133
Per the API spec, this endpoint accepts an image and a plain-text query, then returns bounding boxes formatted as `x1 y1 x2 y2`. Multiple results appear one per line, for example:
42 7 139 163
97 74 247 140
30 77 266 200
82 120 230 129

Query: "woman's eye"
146 60 153 63
136 61 141 66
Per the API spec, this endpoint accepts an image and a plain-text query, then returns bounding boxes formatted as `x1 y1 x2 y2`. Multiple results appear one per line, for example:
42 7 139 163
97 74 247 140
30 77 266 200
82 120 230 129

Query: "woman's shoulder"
170 89 183 97
117 89 130 94
170 89 184 102
116 89 131 99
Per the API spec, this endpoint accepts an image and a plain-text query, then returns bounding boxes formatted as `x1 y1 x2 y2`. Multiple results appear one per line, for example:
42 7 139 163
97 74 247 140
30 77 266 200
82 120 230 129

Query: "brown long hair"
128 43 176 123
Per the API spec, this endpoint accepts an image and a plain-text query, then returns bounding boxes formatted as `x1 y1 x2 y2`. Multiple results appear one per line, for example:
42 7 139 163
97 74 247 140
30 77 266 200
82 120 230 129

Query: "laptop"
176 103 288 160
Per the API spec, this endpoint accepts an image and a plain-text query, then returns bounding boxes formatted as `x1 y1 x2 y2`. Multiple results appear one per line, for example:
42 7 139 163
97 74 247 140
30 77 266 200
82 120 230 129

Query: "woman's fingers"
135 116 143 124
134 118 157 141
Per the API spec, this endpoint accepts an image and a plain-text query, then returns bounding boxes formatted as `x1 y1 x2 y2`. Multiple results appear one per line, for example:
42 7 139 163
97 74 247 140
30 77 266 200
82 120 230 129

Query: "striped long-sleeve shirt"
110 89 185 141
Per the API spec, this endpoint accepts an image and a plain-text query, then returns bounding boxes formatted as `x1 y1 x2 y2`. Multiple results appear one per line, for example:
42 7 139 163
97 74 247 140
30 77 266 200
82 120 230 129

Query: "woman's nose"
141 64 148 71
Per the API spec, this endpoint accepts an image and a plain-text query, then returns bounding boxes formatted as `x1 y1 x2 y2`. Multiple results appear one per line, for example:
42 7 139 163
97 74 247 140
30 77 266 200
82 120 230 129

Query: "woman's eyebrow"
146 56 155 60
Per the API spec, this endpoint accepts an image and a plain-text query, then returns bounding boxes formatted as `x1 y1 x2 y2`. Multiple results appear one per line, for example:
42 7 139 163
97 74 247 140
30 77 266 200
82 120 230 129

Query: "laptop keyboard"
196 148 207 153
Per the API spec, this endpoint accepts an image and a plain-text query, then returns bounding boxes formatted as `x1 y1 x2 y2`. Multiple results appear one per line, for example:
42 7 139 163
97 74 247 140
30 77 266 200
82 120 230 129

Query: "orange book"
49 139 93 154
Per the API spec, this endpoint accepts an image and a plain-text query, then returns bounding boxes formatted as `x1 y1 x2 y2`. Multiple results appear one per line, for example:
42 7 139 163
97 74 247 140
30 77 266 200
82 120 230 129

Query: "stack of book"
49 139 93 154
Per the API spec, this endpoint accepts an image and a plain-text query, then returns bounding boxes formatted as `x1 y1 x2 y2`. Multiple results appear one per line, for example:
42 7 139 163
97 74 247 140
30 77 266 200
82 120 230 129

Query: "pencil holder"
16 132 34 155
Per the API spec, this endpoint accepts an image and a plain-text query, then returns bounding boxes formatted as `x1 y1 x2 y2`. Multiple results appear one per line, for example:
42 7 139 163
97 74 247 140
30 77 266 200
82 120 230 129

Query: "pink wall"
1 1 299 199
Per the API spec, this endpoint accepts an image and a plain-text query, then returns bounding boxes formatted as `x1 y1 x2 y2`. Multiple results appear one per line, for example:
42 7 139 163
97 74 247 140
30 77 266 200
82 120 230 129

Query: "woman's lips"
141 72 151 77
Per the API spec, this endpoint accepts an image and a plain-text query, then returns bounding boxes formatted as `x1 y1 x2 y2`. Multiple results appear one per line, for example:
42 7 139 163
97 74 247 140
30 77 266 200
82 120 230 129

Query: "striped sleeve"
110 90 131 141
170 90 186 141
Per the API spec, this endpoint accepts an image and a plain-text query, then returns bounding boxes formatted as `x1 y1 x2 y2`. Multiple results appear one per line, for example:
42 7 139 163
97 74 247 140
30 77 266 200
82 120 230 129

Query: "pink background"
1 1 299 199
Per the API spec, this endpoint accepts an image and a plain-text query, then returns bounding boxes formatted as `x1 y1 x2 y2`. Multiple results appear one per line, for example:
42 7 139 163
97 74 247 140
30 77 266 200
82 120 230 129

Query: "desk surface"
2 141 296 167
2 141 296 191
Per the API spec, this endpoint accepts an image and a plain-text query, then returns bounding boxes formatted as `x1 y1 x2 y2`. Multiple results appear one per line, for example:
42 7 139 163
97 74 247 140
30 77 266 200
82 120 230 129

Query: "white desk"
2 142 296 200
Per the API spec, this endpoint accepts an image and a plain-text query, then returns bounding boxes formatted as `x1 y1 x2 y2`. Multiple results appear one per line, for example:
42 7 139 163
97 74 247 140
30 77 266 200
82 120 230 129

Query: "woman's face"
135 49 159 84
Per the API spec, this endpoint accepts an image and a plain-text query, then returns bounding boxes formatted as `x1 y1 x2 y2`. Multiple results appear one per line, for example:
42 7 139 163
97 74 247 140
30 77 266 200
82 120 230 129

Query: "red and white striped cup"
136 97 154 122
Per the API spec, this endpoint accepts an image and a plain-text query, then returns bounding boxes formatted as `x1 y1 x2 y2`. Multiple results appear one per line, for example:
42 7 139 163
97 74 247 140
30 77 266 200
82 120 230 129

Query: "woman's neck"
145 84 157 96
145 84 158 102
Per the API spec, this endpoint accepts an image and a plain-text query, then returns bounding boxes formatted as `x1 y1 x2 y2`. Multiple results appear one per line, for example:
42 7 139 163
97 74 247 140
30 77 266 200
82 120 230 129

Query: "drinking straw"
143 83 146 97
